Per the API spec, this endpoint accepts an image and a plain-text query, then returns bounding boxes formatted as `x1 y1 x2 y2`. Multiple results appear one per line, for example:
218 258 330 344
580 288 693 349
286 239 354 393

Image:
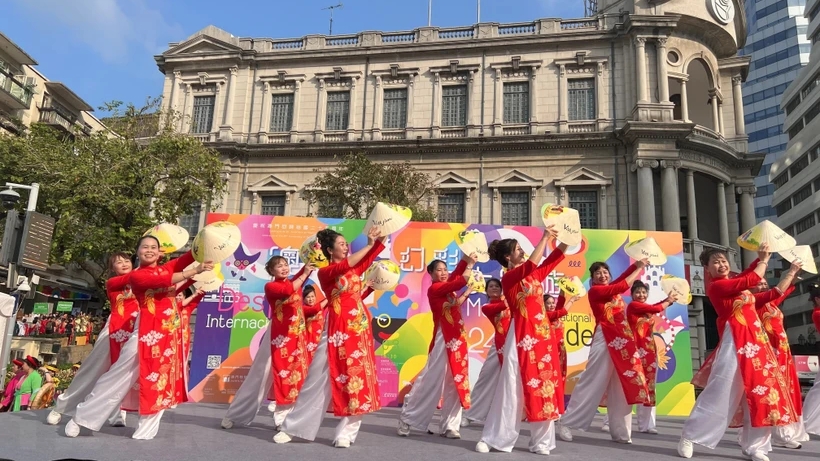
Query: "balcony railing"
0 68 34 109
682 238 740 271
38 106 92 136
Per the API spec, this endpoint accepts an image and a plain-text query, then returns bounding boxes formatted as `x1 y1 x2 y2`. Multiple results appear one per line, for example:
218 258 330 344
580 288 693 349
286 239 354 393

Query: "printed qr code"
206 355 222 369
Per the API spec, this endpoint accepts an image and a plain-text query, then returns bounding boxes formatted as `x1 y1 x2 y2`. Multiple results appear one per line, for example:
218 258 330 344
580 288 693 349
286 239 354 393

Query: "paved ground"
0 404 817 461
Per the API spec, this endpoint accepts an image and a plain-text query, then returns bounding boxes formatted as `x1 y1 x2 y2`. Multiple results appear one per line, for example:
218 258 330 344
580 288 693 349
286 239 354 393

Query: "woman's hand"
543 225 558 241
367 225 382 244
465 252 478 268
787 261 803 277
198 261 215 273
757 243 771 264
635 258 650 269
665 291 680 305
304 263 317 273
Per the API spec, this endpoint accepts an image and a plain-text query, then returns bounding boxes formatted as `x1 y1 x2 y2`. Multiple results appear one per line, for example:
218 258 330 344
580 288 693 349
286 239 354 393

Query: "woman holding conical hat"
397 252 478 439
676 244 796 461
303 282 373 367
274 225 387 448
556 258 650 445
47 251 139 428
462 278 508 427
475 226 567 455
803 283 820 436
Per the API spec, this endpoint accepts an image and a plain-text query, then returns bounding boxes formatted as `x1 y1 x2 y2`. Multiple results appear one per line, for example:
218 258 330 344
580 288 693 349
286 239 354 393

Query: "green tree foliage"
0 98 226 294
303 152 437 222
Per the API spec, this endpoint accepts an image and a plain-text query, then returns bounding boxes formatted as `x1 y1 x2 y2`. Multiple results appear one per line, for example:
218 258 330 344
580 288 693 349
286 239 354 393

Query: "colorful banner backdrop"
189 214 695 416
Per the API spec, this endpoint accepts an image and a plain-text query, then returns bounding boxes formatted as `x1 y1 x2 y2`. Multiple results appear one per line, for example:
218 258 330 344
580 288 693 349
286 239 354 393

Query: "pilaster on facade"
429 61 481 138
371 65 420 140
553 52 608 133
313 68 363 142
174 71 228 140
489 57 542 136
630 36 675 122
219 66 239 142
257 71 307 144
631 159 660 231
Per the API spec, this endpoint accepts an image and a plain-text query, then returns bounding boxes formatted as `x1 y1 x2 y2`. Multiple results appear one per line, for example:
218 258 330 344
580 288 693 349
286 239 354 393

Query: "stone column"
686 170 699 240
657 38 670 103
406 73 417 137
717 182 729 247
258 82 271 142
558 64 568 132
164 71 180 129
372 76 383 140
221 66 238 127
493 68 503 135
660 160 681 232
596 62 606 123
710 90 720 134
180 84 192 132
432 72 441 138
737 185 758 266
290 79 303 142
529 67 538 129
635 37 648 103
347 77 358 140
693 297 706 368
718 101 725 135
468 70 478 130
600 185 608 229
732 77 745 135
633 159 658 231
314 79 326 142
680 78 690 122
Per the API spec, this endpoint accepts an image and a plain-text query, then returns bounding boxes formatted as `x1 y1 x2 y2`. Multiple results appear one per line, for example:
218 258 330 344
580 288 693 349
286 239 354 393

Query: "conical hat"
660 275 692 304
143 223 189 254
467 269 486 294
455 230 490 263
737 220 796 252
778 245 818 274
557 276 587 298
192 221 242 263
363 202 413 235
0 292 14 318
184 262 225 292
624 237 667 266
299 235 330 269
540 204 582 246
364 259 401 291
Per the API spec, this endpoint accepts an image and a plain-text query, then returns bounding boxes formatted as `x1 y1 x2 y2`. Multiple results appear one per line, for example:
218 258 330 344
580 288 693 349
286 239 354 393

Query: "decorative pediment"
164 35 242 57
554 167 612 187
434 172 478 190
488 170 543 189
247 175 297 193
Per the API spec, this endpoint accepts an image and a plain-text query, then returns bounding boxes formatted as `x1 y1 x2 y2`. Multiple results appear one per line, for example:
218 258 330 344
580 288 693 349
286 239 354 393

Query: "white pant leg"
132 410 165 440
681 324 746 449
72 324 140 432
439 370 463 434
605 367 633 442
463 345 500 423
335 416 363 444
740 399 771 455
560 327 615 431
273 404 294 427
107 408 126 426
279 326 332 442
223 325 273 426
53 318 112 417
528 421 556 454
400 329 448 432
602 414 609 427
803 373 820 435
637 406 655 432
794 416 810 442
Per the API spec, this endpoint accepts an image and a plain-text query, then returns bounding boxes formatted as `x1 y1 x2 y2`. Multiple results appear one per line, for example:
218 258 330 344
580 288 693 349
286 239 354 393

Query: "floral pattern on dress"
264 272 310 405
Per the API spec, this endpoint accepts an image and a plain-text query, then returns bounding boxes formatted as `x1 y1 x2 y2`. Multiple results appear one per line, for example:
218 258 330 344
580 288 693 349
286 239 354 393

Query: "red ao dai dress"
626 299 666 433
463 298 511 425
804 304 820 435
548 295 569 386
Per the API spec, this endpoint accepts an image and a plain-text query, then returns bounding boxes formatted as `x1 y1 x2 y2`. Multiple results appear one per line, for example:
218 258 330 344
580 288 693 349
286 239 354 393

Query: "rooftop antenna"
323 3 343 36
428 0 432 26
584 0 598 17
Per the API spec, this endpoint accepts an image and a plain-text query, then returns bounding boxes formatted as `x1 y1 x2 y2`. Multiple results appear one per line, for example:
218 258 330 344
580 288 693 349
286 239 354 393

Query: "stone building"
156 0 761 368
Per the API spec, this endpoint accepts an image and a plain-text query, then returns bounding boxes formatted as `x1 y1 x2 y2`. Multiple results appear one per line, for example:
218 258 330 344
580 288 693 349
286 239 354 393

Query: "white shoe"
397 421 411 437
334 438 351 448
442 429 461 439
677 438 693 458
475 441 490 453
614 438 633 444
772 439 801 449
742 452 770 461
601 424 610 432
268 402 276 413
46 410 62 425
460 416 471 427
65 419 80 438
530 447 550 455
557 424 573 442
273 431 292 444
221 418 234 429
110 411 127 427
641 428 658 434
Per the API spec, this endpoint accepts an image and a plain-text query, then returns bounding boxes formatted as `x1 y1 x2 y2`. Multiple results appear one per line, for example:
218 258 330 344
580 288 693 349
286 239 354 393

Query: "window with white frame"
503 82 529 124
191 96 215 133
261 195 286 216
442 85 468 127
382 88 408 129
437 192 465 223
568 190 599 229
501 191 530 225
568 78 595 121
270 93 294 132
326 91 350 131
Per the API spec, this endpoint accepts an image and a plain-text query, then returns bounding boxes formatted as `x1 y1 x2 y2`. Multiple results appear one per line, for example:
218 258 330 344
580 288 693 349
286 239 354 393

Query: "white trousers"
561 327 632 442
463 344 500 423
400 329 463 433
771 417 809 444
223 325 273 426
803 370 820 436
682 324 770 454
73 319 140 432
279 320 362 444
601 405 655 432
132 410 164 440
480 319 556 453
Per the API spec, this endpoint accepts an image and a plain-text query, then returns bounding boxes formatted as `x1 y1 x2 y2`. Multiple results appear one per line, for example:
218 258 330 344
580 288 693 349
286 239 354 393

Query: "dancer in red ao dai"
47 252 138 427
677 245 796 461
626 281 678 434
556 260 650 445
398 252 478 438
545 294 576 386
302 284 327 365
274 226 386 448
462 278 509 426
475 227 568 455
221 258 314 429
804 283 820 435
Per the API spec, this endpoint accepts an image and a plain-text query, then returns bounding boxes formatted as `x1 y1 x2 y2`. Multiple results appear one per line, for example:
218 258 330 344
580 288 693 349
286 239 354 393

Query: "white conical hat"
467 269 486 294
660 275 692 304
143 223 189 254
737 220 796 252
363 202 413 235
185 262 226 292
299 235 329 269
778 245 818 275
557 276 587 298
364 259 401 291
624 237 667 266
192 221 242 263
455 229 490 263
540 204 582 246
0 292 14 318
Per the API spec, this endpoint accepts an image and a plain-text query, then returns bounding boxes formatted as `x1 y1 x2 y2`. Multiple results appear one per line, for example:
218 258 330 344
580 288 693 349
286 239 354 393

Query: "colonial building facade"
157 0 761 368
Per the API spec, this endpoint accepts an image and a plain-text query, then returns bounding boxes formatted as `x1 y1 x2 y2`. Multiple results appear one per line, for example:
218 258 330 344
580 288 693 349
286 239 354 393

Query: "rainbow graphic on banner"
188 213 695 416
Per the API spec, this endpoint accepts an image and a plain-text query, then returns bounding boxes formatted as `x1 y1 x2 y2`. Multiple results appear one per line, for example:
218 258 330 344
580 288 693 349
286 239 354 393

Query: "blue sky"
1 0 582 116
